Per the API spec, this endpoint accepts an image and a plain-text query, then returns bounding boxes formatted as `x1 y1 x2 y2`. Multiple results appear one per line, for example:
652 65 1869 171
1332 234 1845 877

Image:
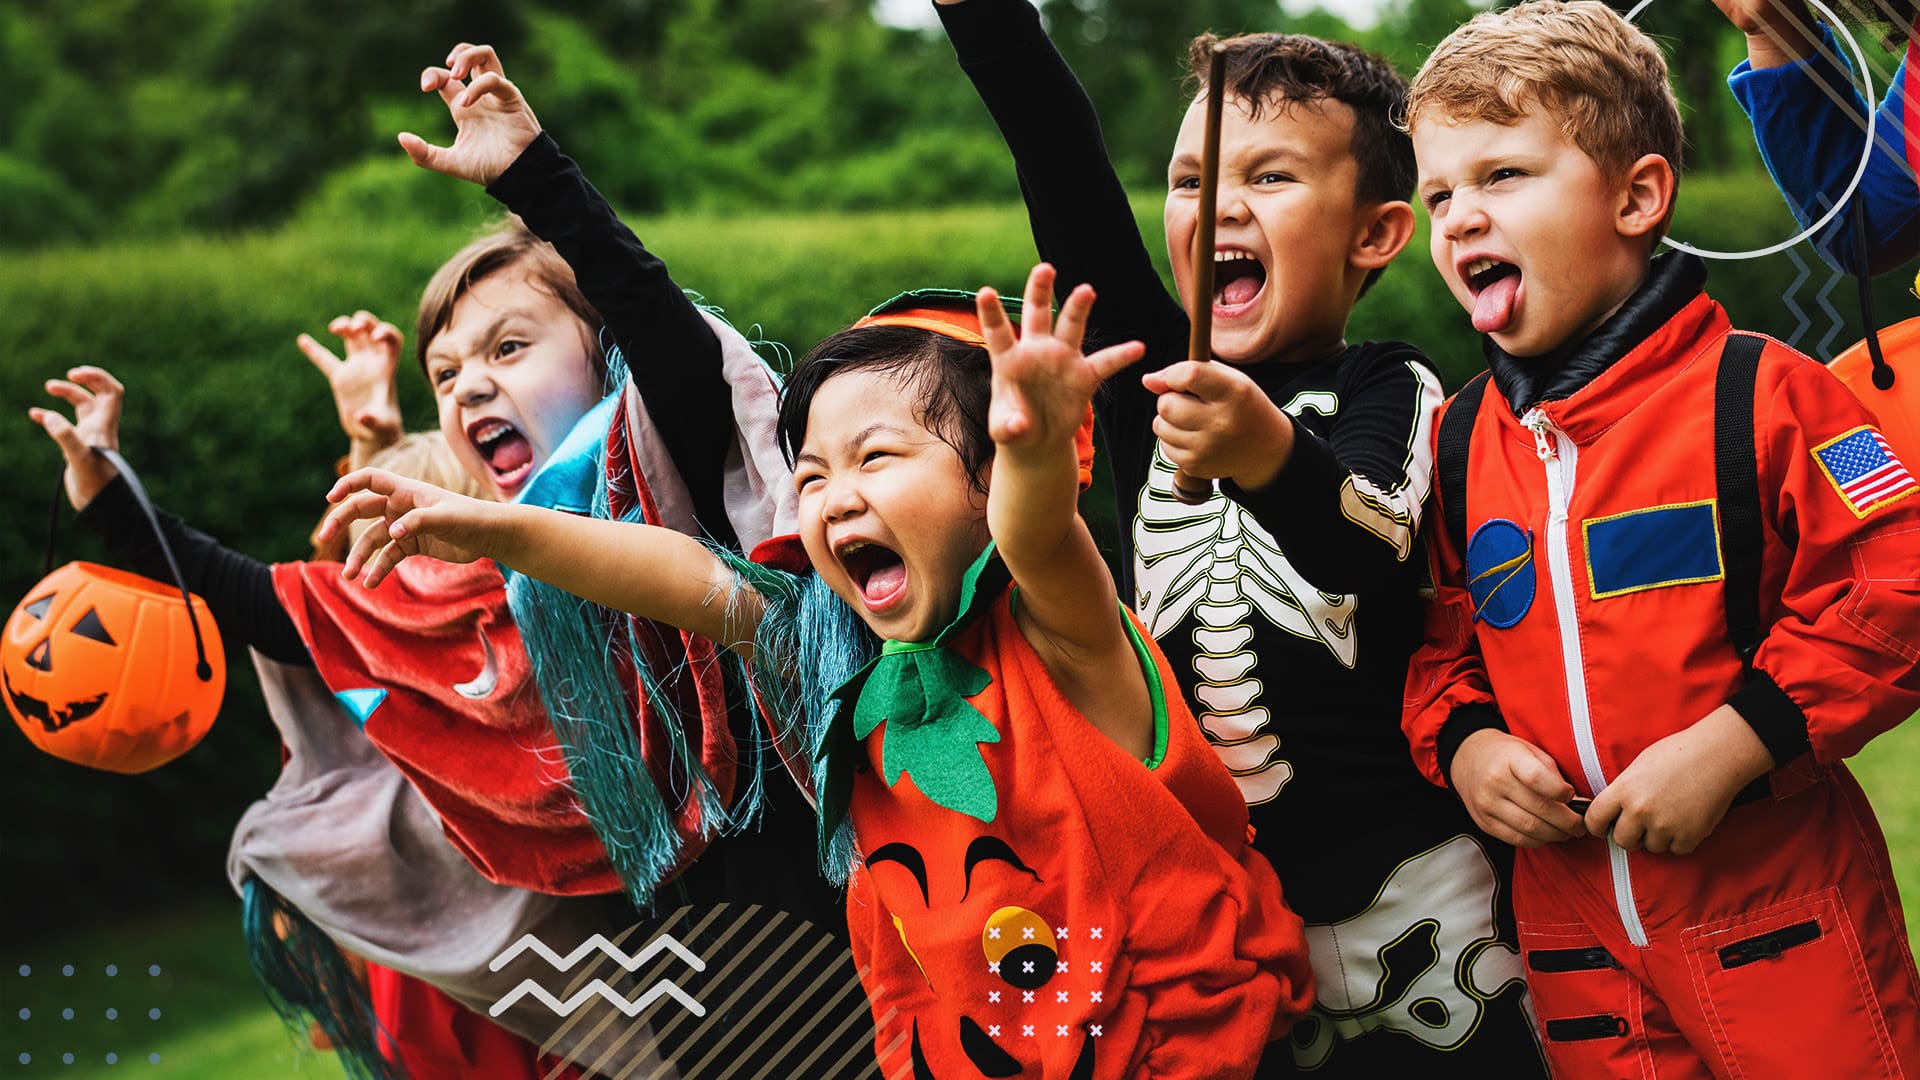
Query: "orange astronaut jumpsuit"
1404 281 1920 1079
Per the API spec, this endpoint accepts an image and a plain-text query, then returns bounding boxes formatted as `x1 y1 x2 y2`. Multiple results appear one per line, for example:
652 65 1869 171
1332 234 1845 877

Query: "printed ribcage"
1133 448 1357 804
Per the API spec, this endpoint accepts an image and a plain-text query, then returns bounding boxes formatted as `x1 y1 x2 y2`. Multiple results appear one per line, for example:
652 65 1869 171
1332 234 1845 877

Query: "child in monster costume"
321 268 1316 1078
29 43 842 1076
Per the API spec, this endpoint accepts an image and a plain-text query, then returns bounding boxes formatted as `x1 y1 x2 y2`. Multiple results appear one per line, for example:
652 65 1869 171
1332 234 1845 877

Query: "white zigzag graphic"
488 978 708 1019
488 932 707 974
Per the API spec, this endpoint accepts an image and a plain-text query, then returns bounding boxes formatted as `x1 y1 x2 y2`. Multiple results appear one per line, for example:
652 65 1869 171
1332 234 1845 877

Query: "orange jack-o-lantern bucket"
3 449 224 773
1830 313 1920 464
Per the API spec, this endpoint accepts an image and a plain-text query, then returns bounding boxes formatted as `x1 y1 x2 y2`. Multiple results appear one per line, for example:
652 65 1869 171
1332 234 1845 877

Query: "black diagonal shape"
866 842 930 907
3 670 53 729
23 594 54 620
959 1015 1022 1076
71 607 115 646
961 835 1041 903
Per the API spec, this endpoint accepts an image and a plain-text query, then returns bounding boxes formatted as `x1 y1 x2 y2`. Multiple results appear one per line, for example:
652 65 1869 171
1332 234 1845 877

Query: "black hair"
1189 32 1416 297
777 324 995 495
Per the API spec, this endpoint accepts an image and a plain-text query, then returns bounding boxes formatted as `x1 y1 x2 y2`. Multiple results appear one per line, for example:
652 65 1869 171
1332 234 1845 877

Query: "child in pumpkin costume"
322 270 1315 1078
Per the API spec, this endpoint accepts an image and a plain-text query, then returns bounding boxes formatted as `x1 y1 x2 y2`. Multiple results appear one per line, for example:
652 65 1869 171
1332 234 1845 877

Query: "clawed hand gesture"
27 366 126 511
319 468 503 586
979 264 1142 454
398 43 541 187
297 310 403 463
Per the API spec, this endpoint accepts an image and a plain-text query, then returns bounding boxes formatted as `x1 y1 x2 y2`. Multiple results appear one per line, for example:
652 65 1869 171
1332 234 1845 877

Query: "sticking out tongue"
863 561 907 605
486 431 534 476
1472 271 1521 333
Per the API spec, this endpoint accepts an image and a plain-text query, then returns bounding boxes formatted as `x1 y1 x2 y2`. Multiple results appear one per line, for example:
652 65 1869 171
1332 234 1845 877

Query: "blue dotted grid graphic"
8 961 165 1067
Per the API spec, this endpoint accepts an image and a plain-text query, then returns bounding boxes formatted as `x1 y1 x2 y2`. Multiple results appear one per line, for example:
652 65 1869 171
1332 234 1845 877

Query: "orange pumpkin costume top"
831 550 1313 1078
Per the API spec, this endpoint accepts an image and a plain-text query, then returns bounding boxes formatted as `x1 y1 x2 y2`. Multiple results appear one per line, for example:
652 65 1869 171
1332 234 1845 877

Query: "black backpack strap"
1714 333 1768 665
1437 370 1492 560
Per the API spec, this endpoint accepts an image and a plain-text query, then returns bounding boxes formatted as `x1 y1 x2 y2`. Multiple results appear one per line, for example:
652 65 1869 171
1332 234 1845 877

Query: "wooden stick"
1172 43 1228 506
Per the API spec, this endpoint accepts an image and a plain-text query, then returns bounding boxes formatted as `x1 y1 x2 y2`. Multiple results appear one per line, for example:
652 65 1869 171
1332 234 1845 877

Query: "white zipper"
1520 408 1649 948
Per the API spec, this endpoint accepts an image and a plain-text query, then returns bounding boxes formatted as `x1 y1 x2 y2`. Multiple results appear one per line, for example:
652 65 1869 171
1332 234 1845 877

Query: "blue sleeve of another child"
1728 23 1919 274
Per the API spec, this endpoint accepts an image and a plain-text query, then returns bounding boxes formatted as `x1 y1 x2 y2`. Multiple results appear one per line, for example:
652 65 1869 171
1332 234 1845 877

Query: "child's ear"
1615 154 1677 240
1351 200 1417 272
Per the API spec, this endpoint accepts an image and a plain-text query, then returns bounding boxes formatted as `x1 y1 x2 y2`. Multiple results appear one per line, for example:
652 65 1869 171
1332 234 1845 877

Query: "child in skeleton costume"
32 48 839 1078
935 3 1543 1074
322 273 1315 1079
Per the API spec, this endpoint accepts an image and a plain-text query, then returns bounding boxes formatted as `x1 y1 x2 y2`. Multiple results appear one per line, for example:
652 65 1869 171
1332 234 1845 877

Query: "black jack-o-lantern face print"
2 562 224 773
864 836 1098 1080
4 591 116 732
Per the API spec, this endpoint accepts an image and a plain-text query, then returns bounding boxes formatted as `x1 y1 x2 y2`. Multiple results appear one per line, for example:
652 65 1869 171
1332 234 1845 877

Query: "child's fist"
28 366 126 511
398 43 541 187
1142 361 1294 491
1584 704 1774 855
1709 0 1816 66
1448 728 1587 848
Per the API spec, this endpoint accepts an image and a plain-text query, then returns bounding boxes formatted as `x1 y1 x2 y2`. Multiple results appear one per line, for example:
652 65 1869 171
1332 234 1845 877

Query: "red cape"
271 395 739 897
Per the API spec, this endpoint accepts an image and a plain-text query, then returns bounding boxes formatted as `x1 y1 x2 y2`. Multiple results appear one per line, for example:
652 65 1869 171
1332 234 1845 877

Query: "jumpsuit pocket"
1519 923 1645 1079
1680 888 1898 1080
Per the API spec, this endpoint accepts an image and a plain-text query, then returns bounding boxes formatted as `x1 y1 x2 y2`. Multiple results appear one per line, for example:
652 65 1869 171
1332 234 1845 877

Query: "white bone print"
1133 443 1358 805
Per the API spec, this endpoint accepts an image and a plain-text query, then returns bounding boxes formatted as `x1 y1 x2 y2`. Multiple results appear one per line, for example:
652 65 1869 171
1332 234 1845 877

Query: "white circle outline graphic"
1629 0 1876 260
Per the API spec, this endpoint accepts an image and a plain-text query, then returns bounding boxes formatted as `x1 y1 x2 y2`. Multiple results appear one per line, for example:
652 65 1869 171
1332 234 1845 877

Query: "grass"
1851 714 1920 913
1 906 346 1079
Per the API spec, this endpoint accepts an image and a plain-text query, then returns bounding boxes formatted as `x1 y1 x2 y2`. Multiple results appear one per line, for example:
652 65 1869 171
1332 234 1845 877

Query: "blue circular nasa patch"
1465 519 1535 629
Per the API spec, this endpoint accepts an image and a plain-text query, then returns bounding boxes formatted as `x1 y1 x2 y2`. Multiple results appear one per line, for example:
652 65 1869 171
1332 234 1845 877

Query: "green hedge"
4 167 1918 926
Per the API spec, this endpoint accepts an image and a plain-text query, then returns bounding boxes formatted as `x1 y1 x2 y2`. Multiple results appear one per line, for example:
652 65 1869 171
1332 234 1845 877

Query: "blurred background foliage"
5 0 1920 938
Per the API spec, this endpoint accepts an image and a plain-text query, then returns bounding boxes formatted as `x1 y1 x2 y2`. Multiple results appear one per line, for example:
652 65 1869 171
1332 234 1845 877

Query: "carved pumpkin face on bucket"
2 561 224 773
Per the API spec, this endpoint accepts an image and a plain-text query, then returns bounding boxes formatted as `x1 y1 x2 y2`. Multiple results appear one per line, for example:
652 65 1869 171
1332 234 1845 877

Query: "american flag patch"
1812 426 1918 517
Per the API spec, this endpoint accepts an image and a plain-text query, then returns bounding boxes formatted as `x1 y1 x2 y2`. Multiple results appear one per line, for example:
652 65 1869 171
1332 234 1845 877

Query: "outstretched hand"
27 366 125 511
398 43 541 187
980 263 1143 454
298 310 403 463
320 468 508 586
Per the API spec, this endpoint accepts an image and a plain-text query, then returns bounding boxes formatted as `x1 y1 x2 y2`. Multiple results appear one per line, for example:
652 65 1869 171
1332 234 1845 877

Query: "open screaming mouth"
1213 249 1266 313
838 539 907 607
468 418 535 487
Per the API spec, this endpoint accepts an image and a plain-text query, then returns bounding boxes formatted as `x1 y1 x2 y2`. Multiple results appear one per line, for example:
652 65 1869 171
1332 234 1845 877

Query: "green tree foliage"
2 0 1885 248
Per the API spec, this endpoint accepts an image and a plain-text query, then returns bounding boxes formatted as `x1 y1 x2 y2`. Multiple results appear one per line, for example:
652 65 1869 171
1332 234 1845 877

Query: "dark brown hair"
777 325 994 495
1188 32 1416 296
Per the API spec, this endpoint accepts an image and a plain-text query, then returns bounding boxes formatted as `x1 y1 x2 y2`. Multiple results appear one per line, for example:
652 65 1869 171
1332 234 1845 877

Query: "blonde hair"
414 219 605 377
1406 0 1682 180
309 433 492 561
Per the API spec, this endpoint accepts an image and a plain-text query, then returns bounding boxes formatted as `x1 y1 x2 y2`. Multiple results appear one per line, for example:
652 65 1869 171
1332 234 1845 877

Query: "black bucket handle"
42 449 214 682
1852 202 1898 391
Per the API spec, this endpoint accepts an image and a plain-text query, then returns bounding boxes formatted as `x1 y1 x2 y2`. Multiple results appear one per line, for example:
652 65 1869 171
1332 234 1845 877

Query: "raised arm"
29 367 311 665
402 44 737 540
321 469 759 656
979 265 1149 757
1724 15 1920 274
935 0 1186 370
